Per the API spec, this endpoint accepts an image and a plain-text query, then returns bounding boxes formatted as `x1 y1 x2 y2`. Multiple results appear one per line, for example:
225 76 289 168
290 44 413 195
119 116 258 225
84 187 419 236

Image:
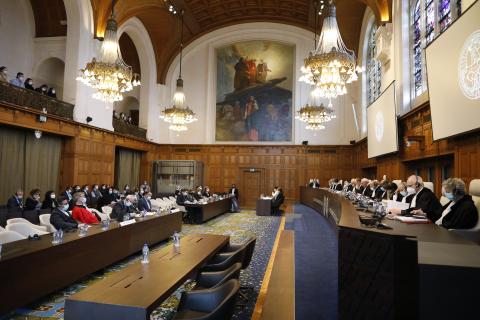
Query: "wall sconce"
405 135 425 150
34 130 42 139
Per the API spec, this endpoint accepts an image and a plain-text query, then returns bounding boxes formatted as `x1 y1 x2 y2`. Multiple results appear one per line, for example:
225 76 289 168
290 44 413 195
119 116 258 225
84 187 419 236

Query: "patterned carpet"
0 210 281 320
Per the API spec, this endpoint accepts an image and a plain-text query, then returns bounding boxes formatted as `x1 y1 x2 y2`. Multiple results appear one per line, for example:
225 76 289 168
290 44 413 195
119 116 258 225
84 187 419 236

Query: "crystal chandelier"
299 1 361 99
296 87 336 131
76 1 140 103
160 11 197 132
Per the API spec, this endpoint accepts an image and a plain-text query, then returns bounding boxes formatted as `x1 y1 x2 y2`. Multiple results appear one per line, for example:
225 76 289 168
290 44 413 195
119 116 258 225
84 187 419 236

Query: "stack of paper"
394 215 430 224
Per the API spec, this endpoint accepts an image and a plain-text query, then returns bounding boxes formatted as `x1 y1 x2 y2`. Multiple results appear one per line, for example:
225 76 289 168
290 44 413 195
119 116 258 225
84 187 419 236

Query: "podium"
256 198 272 216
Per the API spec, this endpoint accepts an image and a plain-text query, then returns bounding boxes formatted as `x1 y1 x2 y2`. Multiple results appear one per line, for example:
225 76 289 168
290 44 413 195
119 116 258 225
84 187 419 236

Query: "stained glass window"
367 26 382 104
438 0 452 32
425 0 435 44
410 0 462 100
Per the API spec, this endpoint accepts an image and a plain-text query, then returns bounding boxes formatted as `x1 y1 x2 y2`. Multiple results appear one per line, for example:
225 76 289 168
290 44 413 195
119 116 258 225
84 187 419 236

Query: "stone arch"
33 57 65 99
117 17 158 134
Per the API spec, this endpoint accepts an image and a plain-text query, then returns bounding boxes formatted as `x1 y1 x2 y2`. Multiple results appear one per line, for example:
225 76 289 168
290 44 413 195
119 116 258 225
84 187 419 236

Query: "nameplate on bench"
119 219 136 227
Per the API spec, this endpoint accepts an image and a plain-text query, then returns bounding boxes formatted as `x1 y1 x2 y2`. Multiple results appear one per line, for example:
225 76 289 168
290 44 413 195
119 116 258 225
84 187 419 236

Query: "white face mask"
19 76 24 81
400 191 407 196
147 196 151 200
50 194 56 199
28 81 33 85
407 187 416 195
63 204 70 211
51 89 55 94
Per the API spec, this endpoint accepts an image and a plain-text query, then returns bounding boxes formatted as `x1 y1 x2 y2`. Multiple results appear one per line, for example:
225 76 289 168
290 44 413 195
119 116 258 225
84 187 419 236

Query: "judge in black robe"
432 195 478 229
402 187 442 216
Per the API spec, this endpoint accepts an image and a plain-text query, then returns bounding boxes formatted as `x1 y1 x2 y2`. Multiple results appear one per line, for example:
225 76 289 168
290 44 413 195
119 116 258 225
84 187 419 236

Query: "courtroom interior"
0 0 479 319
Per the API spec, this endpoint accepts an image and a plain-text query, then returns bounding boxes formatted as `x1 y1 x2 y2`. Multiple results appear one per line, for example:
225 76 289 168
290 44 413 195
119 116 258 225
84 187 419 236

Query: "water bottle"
173 231 180 247
58 229 64 243
141 243 149 264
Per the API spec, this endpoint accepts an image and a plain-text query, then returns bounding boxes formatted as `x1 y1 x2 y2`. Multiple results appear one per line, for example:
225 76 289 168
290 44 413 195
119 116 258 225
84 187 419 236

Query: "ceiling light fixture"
296 87 336 131
160 10 197 132
76 0 140 103
299 0 362 99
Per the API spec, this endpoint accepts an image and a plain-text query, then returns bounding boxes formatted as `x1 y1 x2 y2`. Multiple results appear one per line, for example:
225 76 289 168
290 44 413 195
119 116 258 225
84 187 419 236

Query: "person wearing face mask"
9 72 24 87
91 184 102 199
81 185 91 206
47 87 57 98
202 186 212 198
35 84 48 95
418 178 478 229
391 182 408 202
7 188 24 209
111 195 136 221
41 190 59 210
0 66 8 82
123 184 130 195
25 189 42 210
138 192 153 212
390 175 442 216
50 196 78 231
72 192 100 224
24 78 35 90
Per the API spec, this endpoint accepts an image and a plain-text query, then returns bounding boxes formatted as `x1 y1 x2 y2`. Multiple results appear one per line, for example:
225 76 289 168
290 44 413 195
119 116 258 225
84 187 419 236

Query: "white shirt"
436 201 454 225
411 187 423 208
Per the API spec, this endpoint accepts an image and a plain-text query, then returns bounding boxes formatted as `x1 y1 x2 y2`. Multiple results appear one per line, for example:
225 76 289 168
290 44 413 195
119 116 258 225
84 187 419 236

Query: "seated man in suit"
25 189 42 210
7 189 24 209
346 179 355 192
360 179 372 197
271 187 285 215
138 192 153 212
111 195 136 221
390 175 442 217
50 196 78 231
193 186 204 200
202 186 212 198
72 192 101 224
422 178 478 229
308 179 315 187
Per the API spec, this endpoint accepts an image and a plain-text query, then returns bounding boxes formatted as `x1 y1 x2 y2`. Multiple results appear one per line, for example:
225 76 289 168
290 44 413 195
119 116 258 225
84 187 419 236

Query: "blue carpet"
287 204 338 320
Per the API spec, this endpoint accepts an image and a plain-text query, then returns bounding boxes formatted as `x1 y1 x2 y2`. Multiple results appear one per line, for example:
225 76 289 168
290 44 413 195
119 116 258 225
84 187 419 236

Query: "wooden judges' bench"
300 187 480 320
0 212 182 315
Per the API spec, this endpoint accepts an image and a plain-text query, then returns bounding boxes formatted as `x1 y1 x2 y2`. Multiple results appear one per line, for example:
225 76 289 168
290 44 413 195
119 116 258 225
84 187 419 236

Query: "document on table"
386 200 410 212
394 215 430 224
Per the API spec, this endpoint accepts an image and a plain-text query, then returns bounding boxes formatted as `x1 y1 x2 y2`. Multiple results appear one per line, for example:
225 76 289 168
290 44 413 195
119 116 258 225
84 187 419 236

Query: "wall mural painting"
215 40 294 142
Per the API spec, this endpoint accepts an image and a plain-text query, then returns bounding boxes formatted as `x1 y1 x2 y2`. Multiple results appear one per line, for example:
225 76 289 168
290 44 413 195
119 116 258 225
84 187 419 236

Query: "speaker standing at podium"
271 188 284 215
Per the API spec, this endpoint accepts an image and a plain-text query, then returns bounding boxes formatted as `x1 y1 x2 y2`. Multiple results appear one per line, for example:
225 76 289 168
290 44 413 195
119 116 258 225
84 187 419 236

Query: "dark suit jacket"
429 195 478 229
362 186 373 197
62 191 73 202
42 198 58 210
229 188 239 199
138 198 152 212
7 195 23 209
392 192 404 202
404 188 442 216
347 184 354 192
372 188 385 200
335 184 343 191
176 194 188 205
25 197 41 210
111 201 134 221
50 208 78 231
272 193 285 208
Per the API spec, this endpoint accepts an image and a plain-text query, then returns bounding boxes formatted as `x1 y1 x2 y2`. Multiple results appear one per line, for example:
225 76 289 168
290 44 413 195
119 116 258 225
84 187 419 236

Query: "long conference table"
300 187 480 320
65 234 229 319
0 212 182 315
184 197 231 224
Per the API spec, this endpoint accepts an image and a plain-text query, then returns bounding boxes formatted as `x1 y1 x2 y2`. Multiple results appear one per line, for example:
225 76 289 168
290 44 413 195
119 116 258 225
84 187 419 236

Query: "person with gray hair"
390 175 442 216
111 194 136 221
428 178 478 229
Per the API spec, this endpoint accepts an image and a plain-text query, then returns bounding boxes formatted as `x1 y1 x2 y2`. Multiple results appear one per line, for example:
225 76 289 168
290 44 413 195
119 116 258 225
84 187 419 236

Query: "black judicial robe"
363 186 373 197
429 195 478 229
403 188 442 216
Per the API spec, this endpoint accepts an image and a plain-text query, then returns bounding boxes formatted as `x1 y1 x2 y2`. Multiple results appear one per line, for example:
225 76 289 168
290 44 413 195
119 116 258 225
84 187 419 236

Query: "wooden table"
256 198 272 216
300 187 480 320
184 197 231 224
65 234 229 320
0 212 182 315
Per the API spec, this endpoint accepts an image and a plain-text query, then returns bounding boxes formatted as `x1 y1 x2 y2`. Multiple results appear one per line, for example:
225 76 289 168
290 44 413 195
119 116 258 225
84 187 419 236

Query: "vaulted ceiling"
29 0 392 84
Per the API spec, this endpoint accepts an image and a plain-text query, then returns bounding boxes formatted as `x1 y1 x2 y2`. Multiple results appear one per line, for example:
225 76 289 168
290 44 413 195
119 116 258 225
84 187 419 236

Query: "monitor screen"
367 83 398 158
426 1 480 141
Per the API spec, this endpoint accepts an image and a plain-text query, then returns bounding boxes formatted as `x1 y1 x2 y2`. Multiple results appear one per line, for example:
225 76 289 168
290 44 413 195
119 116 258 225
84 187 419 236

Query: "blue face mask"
63 204 70 211
444 192 455 201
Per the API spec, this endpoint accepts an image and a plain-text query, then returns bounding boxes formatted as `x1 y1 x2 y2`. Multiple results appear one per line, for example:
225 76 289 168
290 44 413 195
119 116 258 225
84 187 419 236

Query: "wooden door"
240 169 263 209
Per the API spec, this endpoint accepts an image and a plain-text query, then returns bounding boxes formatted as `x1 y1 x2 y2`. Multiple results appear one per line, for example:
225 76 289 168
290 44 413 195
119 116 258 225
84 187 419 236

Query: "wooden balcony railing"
0 81 74 119
112 118 147 140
